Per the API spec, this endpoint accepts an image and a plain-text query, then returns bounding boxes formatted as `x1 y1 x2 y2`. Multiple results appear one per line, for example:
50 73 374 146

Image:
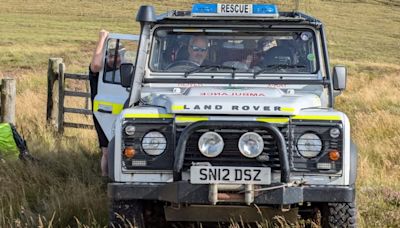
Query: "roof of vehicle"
155 11 322 26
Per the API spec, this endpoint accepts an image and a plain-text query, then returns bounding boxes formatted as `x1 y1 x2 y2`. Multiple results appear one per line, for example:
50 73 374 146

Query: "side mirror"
332 65 347 91
120 63 135 88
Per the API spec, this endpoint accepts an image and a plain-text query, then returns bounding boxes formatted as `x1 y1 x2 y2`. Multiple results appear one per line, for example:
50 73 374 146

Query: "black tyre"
321 202 357 228
109 200 145 228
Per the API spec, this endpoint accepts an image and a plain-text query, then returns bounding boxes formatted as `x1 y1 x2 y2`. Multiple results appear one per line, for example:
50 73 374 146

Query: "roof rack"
156 10 321 25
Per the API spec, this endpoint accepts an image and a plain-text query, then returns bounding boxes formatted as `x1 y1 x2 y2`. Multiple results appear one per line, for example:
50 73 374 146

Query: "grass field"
0 0 399 227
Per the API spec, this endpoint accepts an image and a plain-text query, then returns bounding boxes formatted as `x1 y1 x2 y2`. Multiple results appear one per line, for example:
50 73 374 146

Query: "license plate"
190 166 271 184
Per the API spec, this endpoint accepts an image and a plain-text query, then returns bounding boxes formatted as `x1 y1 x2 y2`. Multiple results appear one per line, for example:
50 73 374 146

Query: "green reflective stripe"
281 107 295 112
171 105 185 111
124 113 174 118
93 100 124 115
256 117 289 123
175 116 209 123
292 115 342 121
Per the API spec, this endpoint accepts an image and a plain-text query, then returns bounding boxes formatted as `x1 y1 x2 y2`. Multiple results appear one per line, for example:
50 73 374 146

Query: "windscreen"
149 28 318 75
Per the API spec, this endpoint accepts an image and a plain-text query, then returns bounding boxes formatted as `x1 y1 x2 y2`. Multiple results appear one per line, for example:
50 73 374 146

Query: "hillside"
0 0 399 227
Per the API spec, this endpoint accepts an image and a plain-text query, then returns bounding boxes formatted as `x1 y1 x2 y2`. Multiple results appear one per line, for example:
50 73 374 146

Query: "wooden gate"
46 58 94 133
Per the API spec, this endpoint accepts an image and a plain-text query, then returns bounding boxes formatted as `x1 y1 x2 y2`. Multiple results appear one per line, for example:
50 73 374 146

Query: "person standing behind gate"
89 29 110 177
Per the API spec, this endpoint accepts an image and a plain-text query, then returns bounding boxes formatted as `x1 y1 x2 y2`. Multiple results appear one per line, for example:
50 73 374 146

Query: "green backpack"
0 123 29 160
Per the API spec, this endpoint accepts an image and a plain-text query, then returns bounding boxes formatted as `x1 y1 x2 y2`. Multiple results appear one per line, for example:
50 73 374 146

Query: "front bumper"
108 181 355 204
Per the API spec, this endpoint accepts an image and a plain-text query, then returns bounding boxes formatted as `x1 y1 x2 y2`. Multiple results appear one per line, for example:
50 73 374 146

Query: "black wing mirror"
332 65 347 91
120 63 135 88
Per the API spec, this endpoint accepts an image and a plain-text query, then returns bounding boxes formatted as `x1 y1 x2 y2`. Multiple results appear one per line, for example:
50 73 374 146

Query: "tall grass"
0 0 399 227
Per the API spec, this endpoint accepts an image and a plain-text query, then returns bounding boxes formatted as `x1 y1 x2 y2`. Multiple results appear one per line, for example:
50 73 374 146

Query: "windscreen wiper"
185 65 237 77
254 64 306 77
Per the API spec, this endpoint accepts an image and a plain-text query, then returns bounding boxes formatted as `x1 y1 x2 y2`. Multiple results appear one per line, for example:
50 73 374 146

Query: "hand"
99 29 109 41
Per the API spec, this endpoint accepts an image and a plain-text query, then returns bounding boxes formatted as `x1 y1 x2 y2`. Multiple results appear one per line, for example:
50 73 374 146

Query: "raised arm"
90 29 109 73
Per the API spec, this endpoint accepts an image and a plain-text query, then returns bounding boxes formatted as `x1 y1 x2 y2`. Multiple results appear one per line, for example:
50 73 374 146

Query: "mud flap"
108 138 115 181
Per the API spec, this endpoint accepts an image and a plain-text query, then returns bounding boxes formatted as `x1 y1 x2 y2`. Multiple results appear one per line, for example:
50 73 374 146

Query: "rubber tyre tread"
323 202 357 228
109 200 145 228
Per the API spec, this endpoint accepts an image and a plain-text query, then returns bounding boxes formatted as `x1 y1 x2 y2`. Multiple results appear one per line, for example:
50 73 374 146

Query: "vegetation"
0 0 399 227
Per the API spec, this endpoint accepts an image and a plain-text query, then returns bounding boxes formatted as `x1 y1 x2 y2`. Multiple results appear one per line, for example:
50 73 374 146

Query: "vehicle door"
93 33 139 140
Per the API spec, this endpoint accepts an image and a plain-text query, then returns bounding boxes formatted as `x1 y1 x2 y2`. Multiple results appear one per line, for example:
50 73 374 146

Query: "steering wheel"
166 60 200 70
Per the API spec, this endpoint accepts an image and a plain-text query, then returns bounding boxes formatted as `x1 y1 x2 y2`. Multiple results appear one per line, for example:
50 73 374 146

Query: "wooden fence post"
46 58 63 131
1 78 16 125
58 63 65 134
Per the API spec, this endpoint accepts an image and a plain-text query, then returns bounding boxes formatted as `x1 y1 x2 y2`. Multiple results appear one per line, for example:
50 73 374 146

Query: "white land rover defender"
94 3 357 227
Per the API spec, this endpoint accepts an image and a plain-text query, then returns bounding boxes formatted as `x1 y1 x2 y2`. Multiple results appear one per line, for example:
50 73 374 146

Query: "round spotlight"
238 132 264 158
296 133 322 158
124 125 136 136
330 128 341 138
141 131 167 156
198 132 224 157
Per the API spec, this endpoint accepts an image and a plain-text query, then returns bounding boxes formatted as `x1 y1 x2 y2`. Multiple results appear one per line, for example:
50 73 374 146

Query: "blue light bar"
253 4 278 15
192 3 218 14
192 3 279 17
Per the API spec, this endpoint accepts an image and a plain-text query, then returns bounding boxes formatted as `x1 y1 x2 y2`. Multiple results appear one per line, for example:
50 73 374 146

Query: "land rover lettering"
182 104 283 111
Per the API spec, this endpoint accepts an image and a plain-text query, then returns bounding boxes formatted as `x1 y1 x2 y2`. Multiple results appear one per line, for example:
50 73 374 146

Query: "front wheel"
109 200 144 228
321 202 357 228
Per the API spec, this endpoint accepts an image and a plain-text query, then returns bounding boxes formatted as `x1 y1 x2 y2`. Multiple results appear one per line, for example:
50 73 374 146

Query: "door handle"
97 109 112 114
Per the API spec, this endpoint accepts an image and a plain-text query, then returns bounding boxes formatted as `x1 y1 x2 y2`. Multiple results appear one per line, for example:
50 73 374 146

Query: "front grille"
179 128 285 171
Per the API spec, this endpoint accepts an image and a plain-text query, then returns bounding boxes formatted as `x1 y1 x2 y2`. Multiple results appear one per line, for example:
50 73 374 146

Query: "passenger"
241 51 255 69
261 46 294 66
222 40 257 71
187 36 209 65
253 38 277 66
241 40 257 69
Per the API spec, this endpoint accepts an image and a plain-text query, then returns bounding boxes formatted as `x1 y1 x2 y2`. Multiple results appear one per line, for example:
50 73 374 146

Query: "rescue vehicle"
94 3 357 227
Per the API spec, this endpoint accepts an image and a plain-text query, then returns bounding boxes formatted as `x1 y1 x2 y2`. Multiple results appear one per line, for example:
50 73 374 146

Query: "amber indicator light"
329 150 340 161
124 147 136 158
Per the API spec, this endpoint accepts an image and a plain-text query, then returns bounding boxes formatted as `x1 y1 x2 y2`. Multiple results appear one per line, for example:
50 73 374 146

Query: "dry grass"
0 0 399 227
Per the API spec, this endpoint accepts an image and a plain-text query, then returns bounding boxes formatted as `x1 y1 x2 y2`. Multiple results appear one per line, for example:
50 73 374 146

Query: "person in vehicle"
187 36 209 65
166 36 209 70
221 40 257 71
259 45 294 67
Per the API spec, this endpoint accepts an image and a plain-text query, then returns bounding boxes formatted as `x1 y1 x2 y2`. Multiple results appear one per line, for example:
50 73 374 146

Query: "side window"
103 38 138 84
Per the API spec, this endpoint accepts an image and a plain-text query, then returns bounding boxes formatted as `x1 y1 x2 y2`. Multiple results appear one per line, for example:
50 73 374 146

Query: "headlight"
297 133 322 158
198 132 224 157
141 131 167 156
124 125 136 136
238 132 264 158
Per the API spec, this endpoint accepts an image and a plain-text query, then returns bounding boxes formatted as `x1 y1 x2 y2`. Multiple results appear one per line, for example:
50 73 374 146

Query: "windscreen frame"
148 24 321 77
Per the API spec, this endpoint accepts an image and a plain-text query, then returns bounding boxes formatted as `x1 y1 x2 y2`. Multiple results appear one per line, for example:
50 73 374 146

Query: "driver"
187 36 209 65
